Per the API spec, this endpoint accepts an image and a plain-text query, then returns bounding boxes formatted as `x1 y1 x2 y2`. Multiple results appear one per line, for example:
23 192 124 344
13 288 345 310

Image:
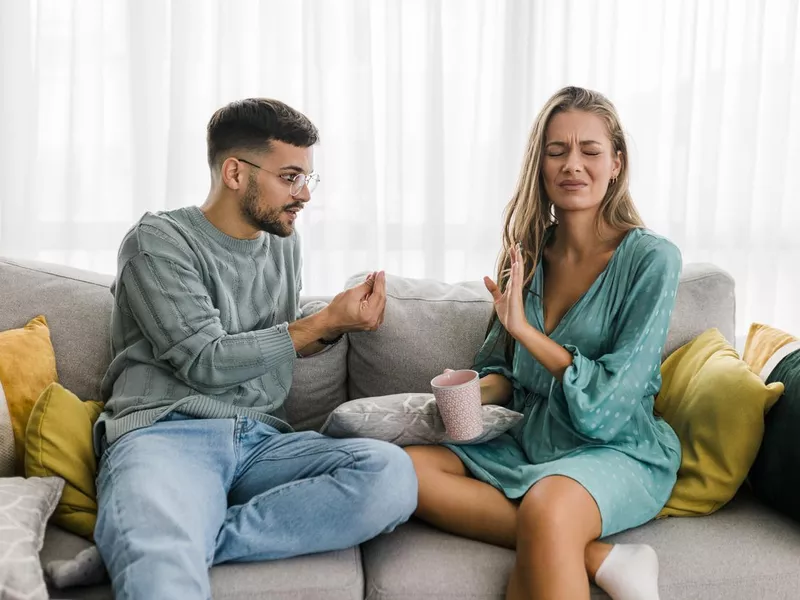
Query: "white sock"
594 544 660 600
45 545 107 589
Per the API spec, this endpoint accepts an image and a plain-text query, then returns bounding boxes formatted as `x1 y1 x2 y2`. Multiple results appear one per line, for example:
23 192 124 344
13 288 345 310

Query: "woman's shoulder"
621 227 682 271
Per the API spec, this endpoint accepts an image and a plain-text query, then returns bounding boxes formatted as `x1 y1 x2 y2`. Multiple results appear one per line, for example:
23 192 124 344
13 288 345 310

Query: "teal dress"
447 228 682 538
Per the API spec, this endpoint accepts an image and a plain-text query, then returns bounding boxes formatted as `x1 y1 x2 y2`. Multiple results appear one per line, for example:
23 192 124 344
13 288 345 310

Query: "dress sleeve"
551 238 682 443
472 318 515 382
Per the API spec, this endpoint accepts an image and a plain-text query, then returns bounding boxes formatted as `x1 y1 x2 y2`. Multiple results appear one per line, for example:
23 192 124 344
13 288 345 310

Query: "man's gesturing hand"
324 271 387 334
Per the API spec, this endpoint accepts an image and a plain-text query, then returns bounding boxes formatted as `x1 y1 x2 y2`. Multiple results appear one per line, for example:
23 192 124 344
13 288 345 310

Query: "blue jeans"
94 414 417 600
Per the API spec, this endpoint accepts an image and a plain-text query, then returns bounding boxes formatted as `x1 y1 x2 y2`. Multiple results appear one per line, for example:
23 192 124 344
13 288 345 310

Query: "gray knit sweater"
95 206 301 450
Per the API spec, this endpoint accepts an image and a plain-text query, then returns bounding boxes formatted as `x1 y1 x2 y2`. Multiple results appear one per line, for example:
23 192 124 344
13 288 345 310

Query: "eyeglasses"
235 157 320 196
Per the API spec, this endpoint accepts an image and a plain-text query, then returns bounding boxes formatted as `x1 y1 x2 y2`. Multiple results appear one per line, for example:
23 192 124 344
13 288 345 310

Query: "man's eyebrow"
280 165 306 173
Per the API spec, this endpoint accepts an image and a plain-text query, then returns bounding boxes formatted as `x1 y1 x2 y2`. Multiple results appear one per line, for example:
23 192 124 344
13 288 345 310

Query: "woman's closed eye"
546 151 602 157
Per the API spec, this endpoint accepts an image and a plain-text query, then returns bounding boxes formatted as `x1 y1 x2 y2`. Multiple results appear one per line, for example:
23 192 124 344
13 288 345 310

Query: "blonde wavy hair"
489 86 644 352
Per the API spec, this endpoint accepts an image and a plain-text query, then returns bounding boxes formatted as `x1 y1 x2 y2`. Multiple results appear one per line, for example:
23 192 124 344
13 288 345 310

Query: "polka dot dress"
447 228 682 538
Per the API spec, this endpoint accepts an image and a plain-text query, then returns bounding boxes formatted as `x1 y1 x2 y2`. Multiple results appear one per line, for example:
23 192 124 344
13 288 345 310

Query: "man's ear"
220 157 245 191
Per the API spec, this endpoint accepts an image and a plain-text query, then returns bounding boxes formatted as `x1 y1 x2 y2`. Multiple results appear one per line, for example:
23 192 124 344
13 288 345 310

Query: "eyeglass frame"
235 157 320 196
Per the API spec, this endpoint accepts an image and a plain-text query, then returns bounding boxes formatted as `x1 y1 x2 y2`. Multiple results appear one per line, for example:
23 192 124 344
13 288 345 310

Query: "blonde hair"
489 86 644 351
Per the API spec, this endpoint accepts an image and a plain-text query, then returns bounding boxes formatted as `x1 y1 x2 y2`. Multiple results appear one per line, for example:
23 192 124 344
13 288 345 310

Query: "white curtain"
1 0 799 335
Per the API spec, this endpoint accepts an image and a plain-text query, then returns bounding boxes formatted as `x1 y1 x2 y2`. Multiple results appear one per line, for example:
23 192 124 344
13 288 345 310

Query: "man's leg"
214 420 417 563
94 417 235 600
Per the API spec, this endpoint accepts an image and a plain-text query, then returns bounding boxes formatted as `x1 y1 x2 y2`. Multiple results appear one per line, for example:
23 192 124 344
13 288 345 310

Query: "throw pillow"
742 323 800 522
320 393 524 446
655 328 784 517
0 476 65 600
25 383 104 541
285 301 349 431
0 315 59 474
0 381 14 477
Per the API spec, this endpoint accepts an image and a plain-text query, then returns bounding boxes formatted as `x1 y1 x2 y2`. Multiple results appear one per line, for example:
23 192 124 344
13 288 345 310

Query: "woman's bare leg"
511 475 602 599
406 446 613 576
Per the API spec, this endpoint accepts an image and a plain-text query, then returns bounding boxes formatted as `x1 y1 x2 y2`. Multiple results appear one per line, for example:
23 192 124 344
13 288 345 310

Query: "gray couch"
2 256 800 600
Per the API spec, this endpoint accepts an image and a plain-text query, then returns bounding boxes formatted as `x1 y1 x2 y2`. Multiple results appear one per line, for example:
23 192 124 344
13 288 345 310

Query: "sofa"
2 255 800 600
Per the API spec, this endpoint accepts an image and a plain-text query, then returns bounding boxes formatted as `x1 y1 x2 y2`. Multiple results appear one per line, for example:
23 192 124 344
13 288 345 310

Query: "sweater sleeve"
551 239 682 443
118 251 296 394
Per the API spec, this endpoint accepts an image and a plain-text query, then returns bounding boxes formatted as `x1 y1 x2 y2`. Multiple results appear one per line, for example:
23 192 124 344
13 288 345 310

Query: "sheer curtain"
1 0 799 335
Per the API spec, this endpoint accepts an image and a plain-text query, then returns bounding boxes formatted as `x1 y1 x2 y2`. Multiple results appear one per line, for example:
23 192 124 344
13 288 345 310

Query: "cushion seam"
0 260 109 288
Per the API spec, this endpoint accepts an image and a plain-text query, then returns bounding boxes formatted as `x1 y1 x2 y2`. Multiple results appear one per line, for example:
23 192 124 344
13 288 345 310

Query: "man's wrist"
319 332 344 345
289 309 337 352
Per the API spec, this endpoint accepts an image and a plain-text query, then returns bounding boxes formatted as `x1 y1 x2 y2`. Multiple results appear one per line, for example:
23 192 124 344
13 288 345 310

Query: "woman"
407 86 682 600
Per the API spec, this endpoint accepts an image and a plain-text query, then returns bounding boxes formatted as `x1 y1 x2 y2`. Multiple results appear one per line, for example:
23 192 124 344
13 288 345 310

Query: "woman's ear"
612 150 623 179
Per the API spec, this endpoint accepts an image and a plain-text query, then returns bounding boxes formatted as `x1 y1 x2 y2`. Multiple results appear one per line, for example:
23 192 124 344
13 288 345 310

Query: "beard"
240 173 300 238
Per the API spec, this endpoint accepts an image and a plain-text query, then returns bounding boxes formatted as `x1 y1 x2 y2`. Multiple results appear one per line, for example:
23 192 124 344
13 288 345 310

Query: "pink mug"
430 369 483 442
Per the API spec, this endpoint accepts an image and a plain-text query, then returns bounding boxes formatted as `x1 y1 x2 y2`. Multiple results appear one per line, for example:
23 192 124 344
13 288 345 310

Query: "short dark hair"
206 98 319 168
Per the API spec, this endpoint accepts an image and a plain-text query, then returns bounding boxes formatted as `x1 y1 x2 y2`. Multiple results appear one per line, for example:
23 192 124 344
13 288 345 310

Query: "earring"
610 175 618 185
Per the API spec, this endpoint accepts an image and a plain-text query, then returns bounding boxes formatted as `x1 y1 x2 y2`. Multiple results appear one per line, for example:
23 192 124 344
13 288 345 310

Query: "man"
94 98 417 599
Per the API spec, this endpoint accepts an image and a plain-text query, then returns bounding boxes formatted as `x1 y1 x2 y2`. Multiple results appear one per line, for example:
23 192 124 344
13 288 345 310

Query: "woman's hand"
439 370 513 405
484 243 529 339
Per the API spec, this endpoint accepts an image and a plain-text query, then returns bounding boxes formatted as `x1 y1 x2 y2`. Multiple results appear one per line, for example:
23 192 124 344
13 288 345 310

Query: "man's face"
238 141 314 237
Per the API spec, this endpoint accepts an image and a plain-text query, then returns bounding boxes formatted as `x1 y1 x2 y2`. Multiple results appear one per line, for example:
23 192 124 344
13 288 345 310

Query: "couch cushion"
346 274 494 398
41 525 365 600
346 264 737 399
665 263 736 357
361 489 800 600
0 259 114 402
285 300 350 431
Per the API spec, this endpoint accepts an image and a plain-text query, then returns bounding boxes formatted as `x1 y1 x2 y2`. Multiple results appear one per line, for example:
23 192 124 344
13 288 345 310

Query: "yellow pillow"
0 315 58 474
25 383 103 540
655 328 784 517
742 322 800 378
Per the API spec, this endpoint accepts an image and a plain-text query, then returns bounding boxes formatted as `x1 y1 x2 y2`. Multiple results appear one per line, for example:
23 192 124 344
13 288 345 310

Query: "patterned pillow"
0 476 64 600
0 381 14 477
320 393 523 446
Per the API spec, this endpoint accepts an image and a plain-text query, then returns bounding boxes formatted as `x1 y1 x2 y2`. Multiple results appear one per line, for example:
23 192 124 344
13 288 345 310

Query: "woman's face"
541 110 622 215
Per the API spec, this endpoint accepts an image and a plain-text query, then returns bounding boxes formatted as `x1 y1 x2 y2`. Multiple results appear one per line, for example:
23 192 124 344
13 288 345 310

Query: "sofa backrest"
0 258 735 426
0 258 114 401
344 263 736 398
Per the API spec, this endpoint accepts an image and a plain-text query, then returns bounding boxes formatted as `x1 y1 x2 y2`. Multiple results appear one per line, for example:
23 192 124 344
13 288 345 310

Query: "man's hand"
288 271 387 355
323 271 387 335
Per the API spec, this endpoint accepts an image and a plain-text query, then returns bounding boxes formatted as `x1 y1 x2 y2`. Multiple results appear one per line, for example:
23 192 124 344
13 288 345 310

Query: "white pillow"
320 393 523 446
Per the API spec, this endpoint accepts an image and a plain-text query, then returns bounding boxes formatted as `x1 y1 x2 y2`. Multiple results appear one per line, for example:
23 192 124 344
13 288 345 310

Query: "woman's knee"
517 476 602 544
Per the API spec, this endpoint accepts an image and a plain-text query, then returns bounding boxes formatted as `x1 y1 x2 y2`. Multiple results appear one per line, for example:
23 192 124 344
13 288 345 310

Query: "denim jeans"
94 414 418 600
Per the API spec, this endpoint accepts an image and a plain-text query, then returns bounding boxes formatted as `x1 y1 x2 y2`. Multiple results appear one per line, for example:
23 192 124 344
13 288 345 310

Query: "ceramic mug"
430 369 483 441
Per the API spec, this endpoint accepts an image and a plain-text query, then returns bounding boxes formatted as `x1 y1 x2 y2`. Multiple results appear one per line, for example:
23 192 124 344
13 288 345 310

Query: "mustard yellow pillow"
24 383 103 540
0 315 58 474
655 328 784 517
